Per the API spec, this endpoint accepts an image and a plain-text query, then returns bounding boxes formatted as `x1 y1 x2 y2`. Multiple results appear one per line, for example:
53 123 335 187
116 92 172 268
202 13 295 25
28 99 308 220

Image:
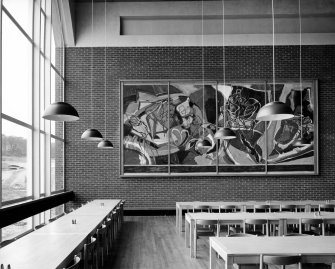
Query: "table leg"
226 256 234 269
176 205 178 228
210 241 216 269
190 219 194 257
193 220 197 258
179 206 183 234
185 217 190 248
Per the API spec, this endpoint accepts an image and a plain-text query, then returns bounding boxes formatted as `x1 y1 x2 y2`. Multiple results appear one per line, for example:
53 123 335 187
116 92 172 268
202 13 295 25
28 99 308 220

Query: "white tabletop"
0 199 121 269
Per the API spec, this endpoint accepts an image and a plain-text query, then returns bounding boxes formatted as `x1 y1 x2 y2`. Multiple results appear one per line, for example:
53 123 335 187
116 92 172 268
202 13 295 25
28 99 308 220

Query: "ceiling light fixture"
214 0 236 140
81 0 103 141
197 0 212 150
256 0 294 122
98 0 113 149
294 0 309 147
42 2 79 122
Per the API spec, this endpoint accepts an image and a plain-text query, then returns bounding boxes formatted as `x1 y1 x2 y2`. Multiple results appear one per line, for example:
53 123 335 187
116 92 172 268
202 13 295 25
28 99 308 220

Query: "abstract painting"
121 80 317 176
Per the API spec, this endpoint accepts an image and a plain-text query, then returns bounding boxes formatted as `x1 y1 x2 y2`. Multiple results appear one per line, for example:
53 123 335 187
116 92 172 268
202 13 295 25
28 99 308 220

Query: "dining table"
0 199 121 269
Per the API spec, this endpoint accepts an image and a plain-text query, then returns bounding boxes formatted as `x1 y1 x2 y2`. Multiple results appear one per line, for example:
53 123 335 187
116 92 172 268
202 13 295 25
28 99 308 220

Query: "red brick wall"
65 46 335 209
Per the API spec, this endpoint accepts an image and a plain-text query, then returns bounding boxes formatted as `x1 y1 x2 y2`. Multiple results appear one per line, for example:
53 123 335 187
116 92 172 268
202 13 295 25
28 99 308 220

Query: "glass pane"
51 28 55 66
40 133 45 194
50 68 64 137
40 12 45 53
2 13 32 124
2 120 32 202
51 138 64 192
40 55 45 131
50 205 64 219
2 217 32 241
41 0 46 11
2 0 33 37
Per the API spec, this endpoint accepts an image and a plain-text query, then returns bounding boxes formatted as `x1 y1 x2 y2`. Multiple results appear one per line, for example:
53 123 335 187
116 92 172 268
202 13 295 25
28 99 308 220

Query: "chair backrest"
301 218 323 225
263 255 301 266
34 223 46 230
284 233 311 236
245 219 268 225
96 224 107 248
281 204 296 211
0 238 16 248
83 237 97 269
320 204 335 210
63 255 81 269
227 233 256 237
193 205 210 212
323 218 335 225
254 204 271 212
196 219 218 226
49 217 58 222
220 205 236 212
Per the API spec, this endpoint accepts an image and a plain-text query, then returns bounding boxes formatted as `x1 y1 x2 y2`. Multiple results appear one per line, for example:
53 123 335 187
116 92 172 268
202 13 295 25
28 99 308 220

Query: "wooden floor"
102 216 330 269
102 215 223 269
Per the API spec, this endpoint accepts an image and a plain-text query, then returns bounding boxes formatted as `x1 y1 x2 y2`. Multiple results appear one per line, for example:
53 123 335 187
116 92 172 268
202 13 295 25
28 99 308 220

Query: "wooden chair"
83 237 98 269
120 200 126 223
95 224 108 268
319 204 335 212
228 233 257 237
244 219 269 236
0 238 16 248
219 205 237 235
63 255 81 269
194 219 219 258
193 205 211 213
300 218 323 235
254 204 271 213
284 233 310 236
262 255 301 269
323 218 335 236
104 217 113 255
34 223 46 230
281 204 297 212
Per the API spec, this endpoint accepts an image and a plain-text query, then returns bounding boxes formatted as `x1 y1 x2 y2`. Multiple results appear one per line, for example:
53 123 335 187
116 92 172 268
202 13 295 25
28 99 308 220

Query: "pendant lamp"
82 0 103 141
197 0 212 152
256 0 294 122
42 11 79 122
293 0 309 147
214 0 236 141
98 0 113 149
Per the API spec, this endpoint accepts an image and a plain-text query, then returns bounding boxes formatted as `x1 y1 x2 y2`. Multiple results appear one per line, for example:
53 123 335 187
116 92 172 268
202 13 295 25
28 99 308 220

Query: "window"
2 13 32 124
1 0 65 241
2 119 32 202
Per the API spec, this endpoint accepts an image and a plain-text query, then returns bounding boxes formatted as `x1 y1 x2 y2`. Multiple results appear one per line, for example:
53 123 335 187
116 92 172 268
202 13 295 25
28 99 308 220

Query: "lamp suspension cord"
299 0 303 138
271 0 276 101
104 0 107 138
91 0 94 128
201 0 205 138
222 0 226 127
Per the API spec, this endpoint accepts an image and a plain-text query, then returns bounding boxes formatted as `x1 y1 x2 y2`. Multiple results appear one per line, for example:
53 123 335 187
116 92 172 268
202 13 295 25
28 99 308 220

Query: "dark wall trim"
0 191 75 228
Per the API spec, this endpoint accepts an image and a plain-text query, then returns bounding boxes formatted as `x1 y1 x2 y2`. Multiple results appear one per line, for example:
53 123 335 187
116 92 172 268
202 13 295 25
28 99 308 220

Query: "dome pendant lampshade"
42 102 79 121
98 139 114 148
256 101 294 121
81 128 103 141
214 127 236 140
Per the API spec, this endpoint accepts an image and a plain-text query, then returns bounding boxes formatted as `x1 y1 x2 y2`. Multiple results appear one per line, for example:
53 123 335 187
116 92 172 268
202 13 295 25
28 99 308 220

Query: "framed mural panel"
121 80 318 176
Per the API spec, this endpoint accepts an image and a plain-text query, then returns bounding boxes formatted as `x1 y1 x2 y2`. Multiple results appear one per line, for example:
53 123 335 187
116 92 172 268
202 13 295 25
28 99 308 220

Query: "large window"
1 0 65 241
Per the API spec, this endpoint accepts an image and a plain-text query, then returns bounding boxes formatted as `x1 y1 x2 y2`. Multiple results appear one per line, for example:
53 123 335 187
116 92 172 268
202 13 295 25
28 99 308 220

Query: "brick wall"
65 46 335 209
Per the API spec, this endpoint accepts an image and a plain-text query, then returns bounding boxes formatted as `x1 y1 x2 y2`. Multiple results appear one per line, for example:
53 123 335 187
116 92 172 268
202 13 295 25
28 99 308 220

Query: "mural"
121 81 317 175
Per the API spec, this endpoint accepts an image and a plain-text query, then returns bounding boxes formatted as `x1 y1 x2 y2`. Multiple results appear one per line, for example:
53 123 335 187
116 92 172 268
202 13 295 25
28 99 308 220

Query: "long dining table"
0 199 121 269
176 200 334 234
209 236 335 269
185 211 335 258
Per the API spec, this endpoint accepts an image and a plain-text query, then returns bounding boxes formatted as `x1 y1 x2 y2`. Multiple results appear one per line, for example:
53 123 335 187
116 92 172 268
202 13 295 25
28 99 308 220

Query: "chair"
34 223 46 230
219 205 237 235
262 255 301 269
194 219 219 258
281 204 297 212
104 218 113 255
300 218 323 235
83 237 98 269
0 238 16 248
63 255 81 269
228 233 257 237
320 204 335 212
244 219 269 236
95 224 108 268
193 205 211 213
120 200 126 223
323 219 335 236
284 233 310 236
254 204 271 213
